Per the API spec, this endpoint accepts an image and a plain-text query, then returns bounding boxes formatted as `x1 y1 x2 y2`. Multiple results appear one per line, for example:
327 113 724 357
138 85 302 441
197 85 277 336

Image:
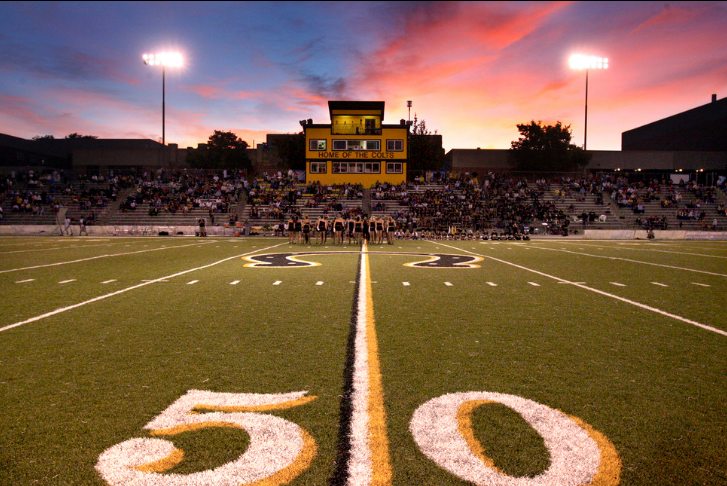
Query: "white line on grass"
432 241 727 338
273 281 282 285
528 282 540 286
444 282 453 286
691 282 711 287
403 282 410 286
529 245 727 278
101 280 117 284
651 282 668 287
15 279 35 283
610 282 626 287
230 280 240 285
542 240 727 259
186 280 199 285
486 282 498 286
0 241 217 274
316 281 324 286
0 242 288 334
58 279 76 284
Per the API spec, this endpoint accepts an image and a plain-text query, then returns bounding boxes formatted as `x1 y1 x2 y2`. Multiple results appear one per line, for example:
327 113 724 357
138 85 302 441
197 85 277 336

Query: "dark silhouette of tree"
65 133 98 139
510 121 590 172
269 132 305 171
408 116 445 174
187 130 251 171
32 135 55 140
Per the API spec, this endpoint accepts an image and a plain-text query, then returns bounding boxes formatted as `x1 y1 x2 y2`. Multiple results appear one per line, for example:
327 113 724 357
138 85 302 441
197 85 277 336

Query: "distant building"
622 95 727 151
302 101 409 185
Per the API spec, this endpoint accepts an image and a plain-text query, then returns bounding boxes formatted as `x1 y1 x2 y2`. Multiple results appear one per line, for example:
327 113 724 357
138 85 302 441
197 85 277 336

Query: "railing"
331 126 382 135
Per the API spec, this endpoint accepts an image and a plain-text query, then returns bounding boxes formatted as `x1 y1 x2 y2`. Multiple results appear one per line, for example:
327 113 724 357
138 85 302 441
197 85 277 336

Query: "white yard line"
444 282 453 286
610 282 626 287
186 280 199 285
0 241 130 255
650 282 668 287
316 281 324 285
528 282 541 286
15 279 35 283
273 280 282 285
402 282 410 286
0 241 217 274
101 280 117 284
229 280 240 285
486 281 498 287
691 282 711 287
541 240 727 259
58 279 76 284
530 245 727 277
432 241 727 338
0 242 287 334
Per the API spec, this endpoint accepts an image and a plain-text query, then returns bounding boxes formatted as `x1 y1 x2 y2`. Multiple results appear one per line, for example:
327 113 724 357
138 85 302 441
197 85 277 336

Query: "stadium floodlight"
143 52 183 165
569 54 608 151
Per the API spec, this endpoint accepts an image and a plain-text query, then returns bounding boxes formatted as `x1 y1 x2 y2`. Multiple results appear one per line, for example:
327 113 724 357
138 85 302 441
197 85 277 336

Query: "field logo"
411 392 621 485
96 390 316 485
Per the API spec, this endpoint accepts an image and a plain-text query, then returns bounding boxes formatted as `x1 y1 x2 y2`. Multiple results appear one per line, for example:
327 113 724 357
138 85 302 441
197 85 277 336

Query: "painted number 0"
96 390 316 486
410 392 621 486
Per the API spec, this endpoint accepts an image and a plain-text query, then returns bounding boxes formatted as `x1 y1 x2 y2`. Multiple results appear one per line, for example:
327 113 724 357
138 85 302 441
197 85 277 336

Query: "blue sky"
1 1 726 151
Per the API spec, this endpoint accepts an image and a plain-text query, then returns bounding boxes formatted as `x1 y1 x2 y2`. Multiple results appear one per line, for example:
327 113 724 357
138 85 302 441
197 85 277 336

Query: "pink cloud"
631 5 701 34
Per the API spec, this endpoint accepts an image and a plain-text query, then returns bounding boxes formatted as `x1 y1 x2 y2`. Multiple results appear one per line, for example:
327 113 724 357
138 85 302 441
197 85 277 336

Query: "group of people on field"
286 214 397 245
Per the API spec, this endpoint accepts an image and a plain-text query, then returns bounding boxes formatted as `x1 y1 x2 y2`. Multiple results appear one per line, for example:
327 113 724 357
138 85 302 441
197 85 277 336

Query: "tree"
32 135 55 140
408 116 445 174
65 133 97 139
509 121 590 172
187 130 251 171
269 132 305 171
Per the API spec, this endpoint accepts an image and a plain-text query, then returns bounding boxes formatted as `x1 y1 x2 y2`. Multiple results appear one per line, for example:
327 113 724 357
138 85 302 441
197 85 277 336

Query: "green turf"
0 236 725 485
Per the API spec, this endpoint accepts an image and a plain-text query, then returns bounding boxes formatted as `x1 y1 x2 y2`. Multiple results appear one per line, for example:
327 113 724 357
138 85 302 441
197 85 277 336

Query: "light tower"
569 54 608 151
142 52 183 165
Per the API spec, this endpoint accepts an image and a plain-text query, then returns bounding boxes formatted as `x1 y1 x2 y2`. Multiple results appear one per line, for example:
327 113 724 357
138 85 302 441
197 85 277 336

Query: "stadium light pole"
569 54 608 151
143 52 183 166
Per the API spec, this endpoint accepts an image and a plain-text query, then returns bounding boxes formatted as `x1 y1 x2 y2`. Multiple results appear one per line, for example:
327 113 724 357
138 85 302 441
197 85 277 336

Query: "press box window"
310 162 327 173
386 139 404 151
386 162 403 174
309 140 326 151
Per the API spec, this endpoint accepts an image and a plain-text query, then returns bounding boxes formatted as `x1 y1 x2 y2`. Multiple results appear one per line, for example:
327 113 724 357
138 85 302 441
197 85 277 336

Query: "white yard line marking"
0 242 288 334
651 282 668 287
15 279 35 283
348 243 392 484
402 281 410 286
610 282 626 287
486 282 498 286
230 280 240 285
432 241 727 338
530 245 727 278
316 281 324 285
273 280 282 285
691 282 711 287
58 279 76 284
186 280 199 285
0 241 217 274
545 240 727 259
101 280 117 284
528 282 541 286
444 282 453 286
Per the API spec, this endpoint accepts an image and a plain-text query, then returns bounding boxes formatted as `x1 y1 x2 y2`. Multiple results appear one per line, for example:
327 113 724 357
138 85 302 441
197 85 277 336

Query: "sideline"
0 240 218 274
528 245 727 278
432 241 727 338
0 242 287 333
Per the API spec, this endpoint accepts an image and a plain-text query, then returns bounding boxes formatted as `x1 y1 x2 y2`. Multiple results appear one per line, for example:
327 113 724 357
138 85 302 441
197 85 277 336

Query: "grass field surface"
0 236 725 485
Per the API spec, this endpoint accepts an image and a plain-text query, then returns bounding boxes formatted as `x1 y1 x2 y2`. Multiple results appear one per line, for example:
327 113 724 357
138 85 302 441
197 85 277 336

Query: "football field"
1 236 725 486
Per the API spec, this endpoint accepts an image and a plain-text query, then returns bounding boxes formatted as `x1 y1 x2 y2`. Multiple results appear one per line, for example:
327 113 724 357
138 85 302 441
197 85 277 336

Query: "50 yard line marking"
347 241 392 485
432 241 727 338
0 242 288 334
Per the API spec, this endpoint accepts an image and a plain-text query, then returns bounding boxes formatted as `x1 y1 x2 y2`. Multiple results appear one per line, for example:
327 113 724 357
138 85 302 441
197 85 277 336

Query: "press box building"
302 101 409 185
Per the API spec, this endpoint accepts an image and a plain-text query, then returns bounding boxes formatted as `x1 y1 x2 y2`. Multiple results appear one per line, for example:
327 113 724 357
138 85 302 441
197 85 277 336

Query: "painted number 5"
96 390 316 486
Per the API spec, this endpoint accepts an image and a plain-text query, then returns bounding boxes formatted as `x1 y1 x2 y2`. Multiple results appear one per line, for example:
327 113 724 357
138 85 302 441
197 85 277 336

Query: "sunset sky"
1 1 726 152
